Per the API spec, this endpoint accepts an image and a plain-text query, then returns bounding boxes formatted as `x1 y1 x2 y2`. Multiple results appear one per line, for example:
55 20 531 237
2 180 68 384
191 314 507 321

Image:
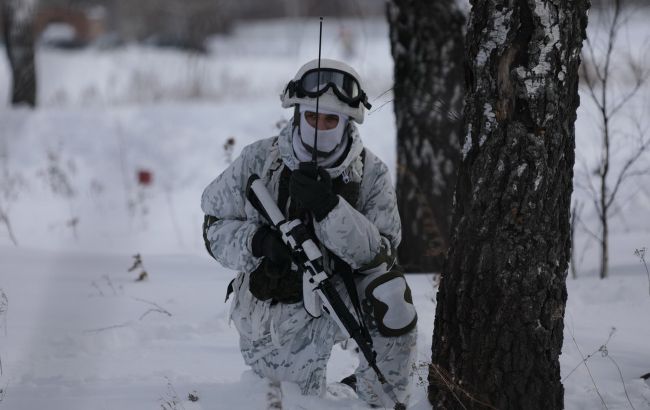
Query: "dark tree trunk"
429 0 589 409
387 0 465 273
3 0 37 107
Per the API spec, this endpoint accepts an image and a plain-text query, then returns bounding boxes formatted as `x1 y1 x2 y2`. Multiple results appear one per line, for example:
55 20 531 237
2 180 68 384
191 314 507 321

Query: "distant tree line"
591 0 648 6
14 0 385 48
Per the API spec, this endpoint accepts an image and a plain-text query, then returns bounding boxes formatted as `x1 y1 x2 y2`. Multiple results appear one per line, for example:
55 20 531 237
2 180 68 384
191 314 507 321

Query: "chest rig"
247 138 366 304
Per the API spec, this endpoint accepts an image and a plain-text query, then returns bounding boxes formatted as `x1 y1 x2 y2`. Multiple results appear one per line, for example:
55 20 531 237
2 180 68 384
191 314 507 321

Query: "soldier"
201 58 417 408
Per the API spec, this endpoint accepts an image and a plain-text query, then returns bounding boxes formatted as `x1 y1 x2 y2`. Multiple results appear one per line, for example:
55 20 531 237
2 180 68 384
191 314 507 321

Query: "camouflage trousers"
228 270 417 408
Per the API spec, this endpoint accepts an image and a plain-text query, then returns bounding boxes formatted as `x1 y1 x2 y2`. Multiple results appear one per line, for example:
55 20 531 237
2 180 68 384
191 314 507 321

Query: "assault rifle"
246 174 406 410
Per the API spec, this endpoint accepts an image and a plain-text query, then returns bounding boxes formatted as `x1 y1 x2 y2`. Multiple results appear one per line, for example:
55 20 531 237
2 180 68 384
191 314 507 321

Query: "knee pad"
362 270 417 337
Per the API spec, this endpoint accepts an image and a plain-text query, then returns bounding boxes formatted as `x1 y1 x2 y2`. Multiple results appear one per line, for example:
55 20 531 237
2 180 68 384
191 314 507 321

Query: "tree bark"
387 0 465 273
429 0 589 409
2 0 37 107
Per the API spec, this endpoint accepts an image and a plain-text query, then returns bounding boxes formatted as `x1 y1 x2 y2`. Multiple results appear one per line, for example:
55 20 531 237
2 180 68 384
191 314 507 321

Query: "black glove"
251 226 292 267
289 164 339 222
249 226 301 304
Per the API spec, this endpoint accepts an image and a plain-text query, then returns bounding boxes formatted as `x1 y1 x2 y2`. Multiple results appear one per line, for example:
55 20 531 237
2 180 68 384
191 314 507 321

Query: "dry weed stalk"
564 326 637 409
428 362 497 410
0 289 6 378
634 247 650 296
223 137 236 165
160 377 185 410
135 298 172 320
128 253 149 281
39 143 80 240
0 141 25 246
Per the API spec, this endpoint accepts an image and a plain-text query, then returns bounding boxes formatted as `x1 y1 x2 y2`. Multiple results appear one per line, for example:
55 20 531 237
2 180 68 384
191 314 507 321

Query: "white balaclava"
293 104 349 167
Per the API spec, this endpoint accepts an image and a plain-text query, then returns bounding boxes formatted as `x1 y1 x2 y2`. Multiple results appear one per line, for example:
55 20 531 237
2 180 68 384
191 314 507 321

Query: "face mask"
298 106 348 157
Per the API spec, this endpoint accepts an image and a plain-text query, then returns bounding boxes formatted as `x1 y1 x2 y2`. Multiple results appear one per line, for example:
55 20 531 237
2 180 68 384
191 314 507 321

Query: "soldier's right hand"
251 226 292 267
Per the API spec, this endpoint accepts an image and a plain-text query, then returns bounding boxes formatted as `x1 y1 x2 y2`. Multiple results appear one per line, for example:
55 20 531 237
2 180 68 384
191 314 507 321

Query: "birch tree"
387 0 466 272
429 0 589 408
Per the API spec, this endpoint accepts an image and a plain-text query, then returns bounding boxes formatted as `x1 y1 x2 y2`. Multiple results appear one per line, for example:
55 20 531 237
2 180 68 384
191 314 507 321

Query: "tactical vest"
203 138 367 304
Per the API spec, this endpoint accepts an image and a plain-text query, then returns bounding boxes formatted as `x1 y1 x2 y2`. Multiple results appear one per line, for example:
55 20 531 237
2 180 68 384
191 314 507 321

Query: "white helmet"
280 58 371 124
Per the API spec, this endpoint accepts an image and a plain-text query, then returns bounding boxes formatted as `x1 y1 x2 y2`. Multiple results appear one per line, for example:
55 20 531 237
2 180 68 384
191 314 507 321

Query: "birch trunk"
429 0 589 408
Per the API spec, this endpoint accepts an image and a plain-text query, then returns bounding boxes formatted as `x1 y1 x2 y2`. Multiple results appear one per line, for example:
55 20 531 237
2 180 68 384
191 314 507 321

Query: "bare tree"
576 0 650 279
2 0 37 106
429 0 589 408
386 0 466 273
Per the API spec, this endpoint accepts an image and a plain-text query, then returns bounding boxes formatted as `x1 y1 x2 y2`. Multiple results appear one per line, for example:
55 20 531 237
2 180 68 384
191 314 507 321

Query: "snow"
2 248 649 409
39 23 76 44
1 14 650 410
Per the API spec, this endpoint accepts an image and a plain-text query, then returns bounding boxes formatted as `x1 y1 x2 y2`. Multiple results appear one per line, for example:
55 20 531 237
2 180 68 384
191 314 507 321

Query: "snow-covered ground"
2 247 648 409
1 14 650 410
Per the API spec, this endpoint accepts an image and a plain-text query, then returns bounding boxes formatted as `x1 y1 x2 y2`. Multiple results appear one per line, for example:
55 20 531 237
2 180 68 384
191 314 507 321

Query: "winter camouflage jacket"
201 123 401 275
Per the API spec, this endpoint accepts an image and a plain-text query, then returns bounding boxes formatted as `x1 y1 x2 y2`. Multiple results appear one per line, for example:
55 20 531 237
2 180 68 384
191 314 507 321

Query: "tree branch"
576 214 602 243
605 138 649 210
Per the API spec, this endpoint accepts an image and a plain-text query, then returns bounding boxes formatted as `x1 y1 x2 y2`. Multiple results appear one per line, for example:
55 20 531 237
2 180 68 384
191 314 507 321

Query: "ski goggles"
286 68 372 109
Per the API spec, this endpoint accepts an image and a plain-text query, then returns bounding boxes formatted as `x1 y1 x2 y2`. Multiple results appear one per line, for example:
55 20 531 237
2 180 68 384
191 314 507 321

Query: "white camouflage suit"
201 122 417 408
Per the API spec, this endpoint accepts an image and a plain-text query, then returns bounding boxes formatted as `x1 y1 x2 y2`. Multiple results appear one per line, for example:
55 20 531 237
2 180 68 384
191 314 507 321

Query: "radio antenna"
312 17 323 166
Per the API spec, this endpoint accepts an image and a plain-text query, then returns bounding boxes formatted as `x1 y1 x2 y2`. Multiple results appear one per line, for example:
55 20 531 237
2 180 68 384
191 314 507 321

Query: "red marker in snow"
137 169 153 186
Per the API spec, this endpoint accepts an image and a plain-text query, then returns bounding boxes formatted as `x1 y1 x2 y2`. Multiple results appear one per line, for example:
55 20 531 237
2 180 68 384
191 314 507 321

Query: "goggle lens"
300 69 360 99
